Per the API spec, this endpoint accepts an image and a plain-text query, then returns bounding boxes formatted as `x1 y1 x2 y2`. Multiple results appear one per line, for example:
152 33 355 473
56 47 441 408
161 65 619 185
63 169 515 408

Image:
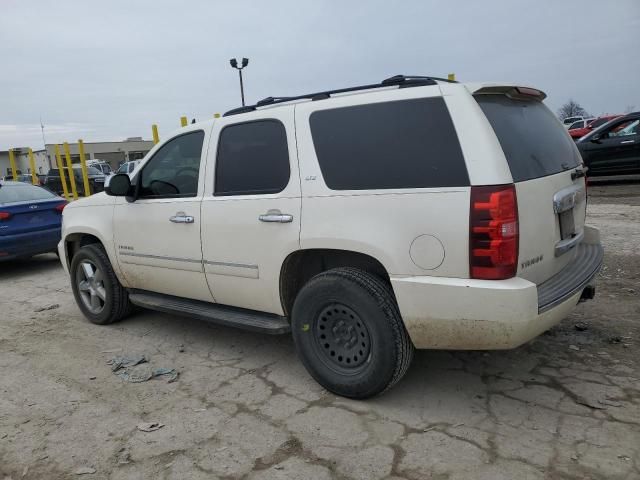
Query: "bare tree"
557 100 589 120
623 105 636 114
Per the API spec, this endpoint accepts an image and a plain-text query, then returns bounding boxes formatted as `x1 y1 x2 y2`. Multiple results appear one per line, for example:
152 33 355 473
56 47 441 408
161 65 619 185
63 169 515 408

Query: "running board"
128 290 290 334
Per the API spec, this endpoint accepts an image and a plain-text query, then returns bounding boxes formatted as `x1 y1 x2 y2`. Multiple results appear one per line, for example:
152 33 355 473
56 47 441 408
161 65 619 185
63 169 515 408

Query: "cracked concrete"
1 181 639 479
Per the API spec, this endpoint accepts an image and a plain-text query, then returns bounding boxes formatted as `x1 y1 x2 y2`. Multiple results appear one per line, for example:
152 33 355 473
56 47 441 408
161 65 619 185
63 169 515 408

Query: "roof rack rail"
223 74 456 116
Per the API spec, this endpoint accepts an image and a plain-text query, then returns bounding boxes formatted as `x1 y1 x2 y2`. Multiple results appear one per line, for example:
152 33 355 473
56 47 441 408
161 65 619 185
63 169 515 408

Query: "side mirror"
590 133 602 143
106 174 131 196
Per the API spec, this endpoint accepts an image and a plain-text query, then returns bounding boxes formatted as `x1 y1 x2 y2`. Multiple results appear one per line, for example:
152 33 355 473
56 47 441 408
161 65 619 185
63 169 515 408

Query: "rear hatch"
475 90 586 285
0 184 66 236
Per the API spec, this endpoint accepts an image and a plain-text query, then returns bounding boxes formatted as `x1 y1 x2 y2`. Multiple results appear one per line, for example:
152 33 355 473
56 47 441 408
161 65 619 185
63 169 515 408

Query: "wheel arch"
279 248 392 317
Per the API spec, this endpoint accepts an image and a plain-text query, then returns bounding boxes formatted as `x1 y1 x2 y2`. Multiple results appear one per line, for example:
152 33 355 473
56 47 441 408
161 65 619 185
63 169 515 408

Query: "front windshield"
116 164 128 174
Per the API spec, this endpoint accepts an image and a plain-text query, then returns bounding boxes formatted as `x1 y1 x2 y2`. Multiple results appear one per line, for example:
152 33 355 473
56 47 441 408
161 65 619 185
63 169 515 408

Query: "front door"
201 107 301 315
113 127 213 302
586 118 640 175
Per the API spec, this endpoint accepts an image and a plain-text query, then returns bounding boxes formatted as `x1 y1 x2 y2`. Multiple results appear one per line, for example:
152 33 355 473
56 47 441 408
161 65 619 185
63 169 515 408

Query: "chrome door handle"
259 210 293 223
169 212 194 224
620 140 635 144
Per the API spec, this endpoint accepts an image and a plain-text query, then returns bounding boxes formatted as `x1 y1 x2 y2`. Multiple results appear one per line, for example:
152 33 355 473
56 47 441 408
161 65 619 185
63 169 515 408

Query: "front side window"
607 119 639 138
138 131 204 198
215 120 290 196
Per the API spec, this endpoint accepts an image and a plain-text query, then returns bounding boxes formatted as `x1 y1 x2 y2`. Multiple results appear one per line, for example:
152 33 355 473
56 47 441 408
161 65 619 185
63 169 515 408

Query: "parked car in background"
0 181 66 260
87 159 113 176
59 75 602 398
115 160 141 176
567 118 594 130
569 115 622 140
577 111 640 176
563 116 585 128
106 160 142 187
43 165 106 196
1 173 40 185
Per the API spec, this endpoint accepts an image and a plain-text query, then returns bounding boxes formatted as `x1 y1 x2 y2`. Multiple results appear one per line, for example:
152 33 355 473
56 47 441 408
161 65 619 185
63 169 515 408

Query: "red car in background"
569 115 622 139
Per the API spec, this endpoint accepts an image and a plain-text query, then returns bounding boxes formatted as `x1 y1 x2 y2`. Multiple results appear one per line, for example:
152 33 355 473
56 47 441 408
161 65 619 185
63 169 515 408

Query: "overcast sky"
1 0 638 150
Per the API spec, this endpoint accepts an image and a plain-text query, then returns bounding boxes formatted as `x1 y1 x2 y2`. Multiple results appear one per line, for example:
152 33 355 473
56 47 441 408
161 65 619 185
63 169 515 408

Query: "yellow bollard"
180 116 188 127
151 124 160 145
28 148 38 185
214 113 221 118
54 145 71 200
78 139 91 197
448 73 456 81
63 142 79 200
8 148 18 181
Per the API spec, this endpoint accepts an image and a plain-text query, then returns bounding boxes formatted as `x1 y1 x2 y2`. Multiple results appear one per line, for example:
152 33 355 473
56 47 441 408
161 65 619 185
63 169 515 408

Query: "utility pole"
229 58 249 106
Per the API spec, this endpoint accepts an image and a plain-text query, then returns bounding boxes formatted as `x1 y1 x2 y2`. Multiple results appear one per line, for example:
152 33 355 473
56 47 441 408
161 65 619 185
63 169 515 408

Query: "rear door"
200 107 301 314
476 92 586 284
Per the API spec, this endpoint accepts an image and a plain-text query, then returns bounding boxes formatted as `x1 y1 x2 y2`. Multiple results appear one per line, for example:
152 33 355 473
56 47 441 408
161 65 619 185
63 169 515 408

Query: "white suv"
58 75 603 398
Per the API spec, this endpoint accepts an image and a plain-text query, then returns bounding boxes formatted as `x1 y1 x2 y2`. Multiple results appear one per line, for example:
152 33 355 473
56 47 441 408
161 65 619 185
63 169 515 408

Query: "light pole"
229 57 249 106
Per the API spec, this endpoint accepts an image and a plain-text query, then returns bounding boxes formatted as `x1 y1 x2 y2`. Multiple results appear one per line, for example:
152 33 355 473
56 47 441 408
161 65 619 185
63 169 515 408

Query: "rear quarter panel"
294 87 472 277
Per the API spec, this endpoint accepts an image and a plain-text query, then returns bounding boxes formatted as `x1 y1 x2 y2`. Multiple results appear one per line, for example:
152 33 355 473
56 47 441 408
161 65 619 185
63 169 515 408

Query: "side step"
128 290 290 335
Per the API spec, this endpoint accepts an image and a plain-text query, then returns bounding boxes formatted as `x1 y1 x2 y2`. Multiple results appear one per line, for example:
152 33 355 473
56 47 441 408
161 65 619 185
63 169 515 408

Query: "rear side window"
0 184 57 204
215 120 290 196
476 95 580 182
309 98 468 190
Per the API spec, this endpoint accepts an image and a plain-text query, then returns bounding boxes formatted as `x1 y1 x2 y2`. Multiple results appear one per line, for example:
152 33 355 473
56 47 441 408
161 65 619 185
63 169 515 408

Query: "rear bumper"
0 227 61 260
392 226 603 350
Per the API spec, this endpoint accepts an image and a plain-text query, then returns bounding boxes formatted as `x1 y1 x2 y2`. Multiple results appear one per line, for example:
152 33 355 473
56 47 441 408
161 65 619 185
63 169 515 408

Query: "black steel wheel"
312 303 371 374
292 268 414 399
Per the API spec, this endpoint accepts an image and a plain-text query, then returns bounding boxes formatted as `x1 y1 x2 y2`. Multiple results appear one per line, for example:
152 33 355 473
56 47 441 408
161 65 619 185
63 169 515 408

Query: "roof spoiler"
472 85 547 101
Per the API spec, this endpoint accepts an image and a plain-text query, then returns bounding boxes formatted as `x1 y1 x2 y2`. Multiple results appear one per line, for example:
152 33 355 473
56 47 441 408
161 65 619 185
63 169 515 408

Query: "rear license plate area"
559 210 576 239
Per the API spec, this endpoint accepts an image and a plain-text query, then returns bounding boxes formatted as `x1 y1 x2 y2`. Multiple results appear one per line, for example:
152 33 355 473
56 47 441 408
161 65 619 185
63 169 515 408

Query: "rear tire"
291 267 414 399
70 244 132 325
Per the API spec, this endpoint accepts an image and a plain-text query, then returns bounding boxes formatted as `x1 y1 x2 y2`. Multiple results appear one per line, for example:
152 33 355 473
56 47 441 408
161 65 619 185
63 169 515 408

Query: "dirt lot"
1 180 639 480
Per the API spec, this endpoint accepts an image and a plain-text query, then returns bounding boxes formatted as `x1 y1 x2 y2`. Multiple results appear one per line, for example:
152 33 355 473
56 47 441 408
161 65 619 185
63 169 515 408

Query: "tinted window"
309 98 468 190
0 184 57 204
48 169 59 176
477 95 580 182
138 131 204 198
215 120 290 196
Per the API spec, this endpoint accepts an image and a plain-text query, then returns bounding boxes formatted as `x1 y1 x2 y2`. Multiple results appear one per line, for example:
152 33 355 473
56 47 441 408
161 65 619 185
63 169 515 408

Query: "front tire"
70 244 132 325
291 268 414 399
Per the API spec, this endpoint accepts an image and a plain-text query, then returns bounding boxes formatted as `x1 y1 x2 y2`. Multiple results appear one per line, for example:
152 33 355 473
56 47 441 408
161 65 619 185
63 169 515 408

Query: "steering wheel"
175 167 198 177
149 179 179 195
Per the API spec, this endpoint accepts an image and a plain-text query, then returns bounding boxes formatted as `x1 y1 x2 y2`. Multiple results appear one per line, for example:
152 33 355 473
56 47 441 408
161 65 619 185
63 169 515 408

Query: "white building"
0 148 49 177
44 137 154 171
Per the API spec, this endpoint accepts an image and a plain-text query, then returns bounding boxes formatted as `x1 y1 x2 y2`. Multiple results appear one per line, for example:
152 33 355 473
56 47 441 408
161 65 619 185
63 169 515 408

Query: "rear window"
476 95 580 182
0 184 57 204
309 97 469 190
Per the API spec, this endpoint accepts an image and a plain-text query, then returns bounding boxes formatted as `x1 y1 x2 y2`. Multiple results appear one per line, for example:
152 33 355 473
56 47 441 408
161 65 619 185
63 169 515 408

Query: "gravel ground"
1 182 639 480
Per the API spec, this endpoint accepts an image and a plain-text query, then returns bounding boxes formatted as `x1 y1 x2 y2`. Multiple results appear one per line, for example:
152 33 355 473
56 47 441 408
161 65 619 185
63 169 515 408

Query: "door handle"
169 212 194 224
620 140 635 144
259 210 293 223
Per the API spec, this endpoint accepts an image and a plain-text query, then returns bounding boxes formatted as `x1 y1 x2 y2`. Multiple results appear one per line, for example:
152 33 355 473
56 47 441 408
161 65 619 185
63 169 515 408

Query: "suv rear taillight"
470 184 519 280
55 202 67 213
0 211 11 221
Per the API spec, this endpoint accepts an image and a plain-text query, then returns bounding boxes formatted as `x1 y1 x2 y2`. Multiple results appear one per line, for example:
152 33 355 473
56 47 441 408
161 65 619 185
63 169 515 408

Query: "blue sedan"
0 181 67 261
